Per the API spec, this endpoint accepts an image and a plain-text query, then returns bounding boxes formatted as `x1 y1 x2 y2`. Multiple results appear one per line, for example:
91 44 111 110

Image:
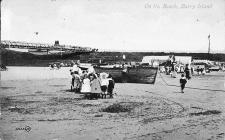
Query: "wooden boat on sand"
94 66 158 84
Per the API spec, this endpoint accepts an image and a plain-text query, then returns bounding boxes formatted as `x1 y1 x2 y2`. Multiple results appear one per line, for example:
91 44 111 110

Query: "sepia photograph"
0 0 225 139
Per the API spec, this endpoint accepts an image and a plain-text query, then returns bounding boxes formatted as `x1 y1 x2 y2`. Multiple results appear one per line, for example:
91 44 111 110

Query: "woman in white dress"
90 74 102 99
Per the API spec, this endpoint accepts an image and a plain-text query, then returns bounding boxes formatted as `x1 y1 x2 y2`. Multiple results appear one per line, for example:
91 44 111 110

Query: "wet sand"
0 67 225 140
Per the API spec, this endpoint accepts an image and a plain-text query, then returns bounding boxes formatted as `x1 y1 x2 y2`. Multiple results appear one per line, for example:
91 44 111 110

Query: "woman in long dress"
184 64 191 80
81 74 91 99
73 71 81 93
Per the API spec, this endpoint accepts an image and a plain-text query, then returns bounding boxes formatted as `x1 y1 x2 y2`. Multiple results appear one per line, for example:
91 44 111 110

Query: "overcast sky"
2 0 225 52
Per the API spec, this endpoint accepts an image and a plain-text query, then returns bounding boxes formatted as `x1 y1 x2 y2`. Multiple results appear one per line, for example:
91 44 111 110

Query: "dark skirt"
107 88 113 94
181 84 185 90
101 85 107 92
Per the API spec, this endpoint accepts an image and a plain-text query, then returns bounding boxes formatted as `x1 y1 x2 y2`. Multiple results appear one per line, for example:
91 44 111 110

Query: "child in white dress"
81 74 91 98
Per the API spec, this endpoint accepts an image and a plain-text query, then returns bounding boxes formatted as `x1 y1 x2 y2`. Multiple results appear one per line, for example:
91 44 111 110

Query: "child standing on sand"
81 74 91 99
90 74 102 99
180 74 187 93
100 73 109 99
107 74 115 98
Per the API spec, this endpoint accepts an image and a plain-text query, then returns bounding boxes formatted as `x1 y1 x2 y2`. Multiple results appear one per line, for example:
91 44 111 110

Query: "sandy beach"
0 67 225 140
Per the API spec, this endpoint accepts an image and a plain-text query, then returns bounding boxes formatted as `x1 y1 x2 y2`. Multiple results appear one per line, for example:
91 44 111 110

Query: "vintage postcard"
0 0 225 140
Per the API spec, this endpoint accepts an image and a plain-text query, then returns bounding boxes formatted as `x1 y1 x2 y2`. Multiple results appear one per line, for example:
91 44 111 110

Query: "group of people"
0 64 7 71
70 64 115 99
165 64 192 79
49 63 61 70
196 66 206 75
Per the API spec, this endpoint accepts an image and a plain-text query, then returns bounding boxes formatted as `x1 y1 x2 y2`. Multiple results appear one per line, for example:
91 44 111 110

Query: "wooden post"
208 34 210 60
0 0 2 67
0 0 2 82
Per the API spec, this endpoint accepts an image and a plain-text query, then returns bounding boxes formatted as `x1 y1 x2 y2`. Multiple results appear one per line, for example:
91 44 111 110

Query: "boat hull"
94 66 158 84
